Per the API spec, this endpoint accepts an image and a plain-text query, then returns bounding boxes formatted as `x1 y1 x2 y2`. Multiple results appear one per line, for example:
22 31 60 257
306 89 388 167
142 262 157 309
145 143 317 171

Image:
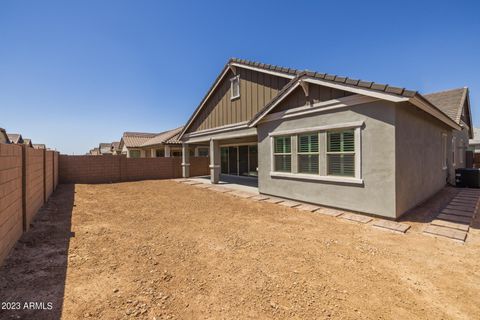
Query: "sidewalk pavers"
431 219 469 232
372 220 410 233
315 207 344 217
230 190 256 199
423 225 467 242
279 200 301 208
263 197 285 204
296 204 321 212
193 184 212 189
250 195 270 201
341 213 372 224
209 186 233 193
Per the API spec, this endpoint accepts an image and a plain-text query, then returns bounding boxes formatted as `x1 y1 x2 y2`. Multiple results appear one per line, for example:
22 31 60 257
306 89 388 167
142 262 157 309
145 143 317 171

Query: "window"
442 133 447 169
198 147 209 157
129 150 141 158
298 133 319 174
327 130 355 177
274 136 291 172
172 151 182 157
156 149 165 157
230 75 240 100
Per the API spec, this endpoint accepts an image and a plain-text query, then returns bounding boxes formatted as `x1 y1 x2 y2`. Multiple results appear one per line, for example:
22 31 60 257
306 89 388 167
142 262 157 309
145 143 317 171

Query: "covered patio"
187 174 259 194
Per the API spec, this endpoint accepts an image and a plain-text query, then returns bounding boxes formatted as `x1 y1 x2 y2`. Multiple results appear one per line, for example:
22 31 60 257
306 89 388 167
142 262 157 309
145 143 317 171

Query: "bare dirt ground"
1 180 479 320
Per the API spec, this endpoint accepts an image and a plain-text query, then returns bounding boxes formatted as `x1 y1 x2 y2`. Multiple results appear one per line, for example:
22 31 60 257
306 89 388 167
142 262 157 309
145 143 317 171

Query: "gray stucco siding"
257 100 398 218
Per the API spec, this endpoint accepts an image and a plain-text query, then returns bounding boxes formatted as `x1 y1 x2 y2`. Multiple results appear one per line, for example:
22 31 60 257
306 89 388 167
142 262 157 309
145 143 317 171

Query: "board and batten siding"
272 85 354 114
186 67 290 133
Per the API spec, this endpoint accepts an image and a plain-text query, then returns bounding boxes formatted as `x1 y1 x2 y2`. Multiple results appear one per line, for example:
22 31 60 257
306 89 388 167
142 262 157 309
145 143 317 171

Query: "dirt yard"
1 180 479 320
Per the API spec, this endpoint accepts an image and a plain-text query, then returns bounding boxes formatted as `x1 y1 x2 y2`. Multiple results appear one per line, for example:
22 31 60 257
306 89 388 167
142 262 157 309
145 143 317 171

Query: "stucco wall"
394 102 453 216
257 100 397 218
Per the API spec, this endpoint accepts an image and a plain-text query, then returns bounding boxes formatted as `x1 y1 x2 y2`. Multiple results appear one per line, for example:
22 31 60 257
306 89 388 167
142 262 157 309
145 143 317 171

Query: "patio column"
182 143 190 178
165 145 171 157
209 139 220 184
151 149 156 158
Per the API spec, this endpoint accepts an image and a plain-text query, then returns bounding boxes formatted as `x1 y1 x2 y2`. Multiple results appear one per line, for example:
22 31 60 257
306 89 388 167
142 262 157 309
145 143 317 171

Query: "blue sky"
0 0 478 154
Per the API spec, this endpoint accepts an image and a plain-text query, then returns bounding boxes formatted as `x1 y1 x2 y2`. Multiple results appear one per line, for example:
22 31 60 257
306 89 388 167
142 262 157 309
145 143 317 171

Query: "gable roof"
23 138 33 147
248 72 461 130
140 126 184 147
180 58 462 139
111 141 120 151
7 133 22 144
423 88 468 124
121 132 158 148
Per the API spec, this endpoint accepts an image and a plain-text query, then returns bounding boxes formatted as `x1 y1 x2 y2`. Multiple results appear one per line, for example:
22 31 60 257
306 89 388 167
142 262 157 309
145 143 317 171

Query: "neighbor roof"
33 144 46 149
121 132 158 148
7 133 22 144
0 128 9 144
424 88 468 124
111 141 120 150
23 139 33 147
140 126 184 147
469 128 480 145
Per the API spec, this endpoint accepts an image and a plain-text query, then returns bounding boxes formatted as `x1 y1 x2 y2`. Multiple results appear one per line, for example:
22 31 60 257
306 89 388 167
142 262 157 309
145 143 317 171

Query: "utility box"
455 168 480 188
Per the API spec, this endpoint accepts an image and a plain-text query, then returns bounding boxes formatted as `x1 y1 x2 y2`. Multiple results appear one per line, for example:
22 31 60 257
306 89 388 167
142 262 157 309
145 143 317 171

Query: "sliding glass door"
220 145 257 177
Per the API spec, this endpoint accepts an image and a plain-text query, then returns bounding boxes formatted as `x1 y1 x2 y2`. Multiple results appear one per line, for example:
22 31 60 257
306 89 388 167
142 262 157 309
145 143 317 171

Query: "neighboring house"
33 144 46 149
7 133 23 144
0 128 10 144
118 127 192 158
99 143 113 155
178 58 473 219
468 128 480 153
23 139 33 148
110 142 121 155
90 148 100 155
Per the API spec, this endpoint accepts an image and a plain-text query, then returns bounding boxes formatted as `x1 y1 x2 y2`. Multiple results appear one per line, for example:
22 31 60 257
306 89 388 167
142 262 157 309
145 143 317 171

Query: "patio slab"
445 204 477 212
296 204 321 212
431 219 470 232
372 220 410 233
423 225 467 242
437 213 472 224
341 213 372 224
315 207 344 217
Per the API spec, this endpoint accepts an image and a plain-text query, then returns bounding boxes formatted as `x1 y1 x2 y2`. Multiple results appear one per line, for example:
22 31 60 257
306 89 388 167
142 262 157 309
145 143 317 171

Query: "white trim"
304 78 409 103
270 171 364 185
209 164 220 168
183 121 249 138
258 95 378 125
452 136 456 167
268 120 364 137
230 62 296 80
354 127 361 179
219 142 257 147
409 96 461 130
181 163 191 166
441 133 447 170
230 75 240 100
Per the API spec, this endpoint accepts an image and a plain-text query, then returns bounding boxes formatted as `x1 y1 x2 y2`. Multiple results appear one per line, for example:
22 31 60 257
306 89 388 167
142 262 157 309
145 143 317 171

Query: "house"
23 139 33 148
110 142 121 155
178 58 473 219
7 133 23 144
33 144 46 149
90 147 100 155
99 143 113 155
0 128 9 144
468 128 480 153
118 127 189 158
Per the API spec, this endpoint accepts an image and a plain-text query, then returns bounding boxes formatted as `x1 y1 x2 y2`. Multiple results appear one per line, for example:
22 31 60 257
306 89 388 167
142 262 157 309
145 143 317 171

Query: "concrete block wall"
59 155 209 184
25 148 45 229
0 144 23 264
0 145 59 265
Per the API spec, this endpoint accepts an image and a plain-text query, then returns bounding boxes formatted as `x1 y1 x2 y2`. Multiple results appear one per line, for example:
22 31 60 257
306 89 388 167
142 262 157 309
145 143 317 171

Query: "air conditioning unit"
455 168 480 188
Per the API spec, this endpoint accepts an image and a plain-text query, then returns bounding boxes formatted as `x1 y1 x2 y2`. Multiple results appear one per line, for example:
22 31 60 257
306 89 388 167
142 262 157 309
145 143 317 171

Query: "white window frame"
272 136 292 173
297 132 320 174
326 130 356 178
269 121 363 185
230 75 240 100
441 133 447 170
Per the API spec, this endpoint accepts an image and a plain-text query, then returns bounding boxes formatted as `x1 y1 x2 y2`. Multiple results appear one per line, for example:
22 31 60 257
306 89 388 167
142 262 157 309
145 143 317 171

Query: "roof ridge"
424 87 467 96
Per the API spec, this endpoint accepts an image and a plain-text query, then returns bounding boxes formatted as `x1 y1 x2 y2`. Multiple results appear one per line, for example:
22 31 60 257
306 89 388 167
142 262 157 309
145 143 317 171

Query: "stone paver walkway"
424 189 479 242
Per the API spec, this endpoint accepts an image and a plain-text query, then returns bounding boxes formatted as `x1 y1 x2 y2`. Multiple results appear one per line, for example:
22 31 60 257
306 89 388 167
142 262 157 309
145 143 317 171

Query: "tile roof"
423 88 467 124
121 132 158 148
230 58 418 98
111 141 120 150
140 126 184 147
